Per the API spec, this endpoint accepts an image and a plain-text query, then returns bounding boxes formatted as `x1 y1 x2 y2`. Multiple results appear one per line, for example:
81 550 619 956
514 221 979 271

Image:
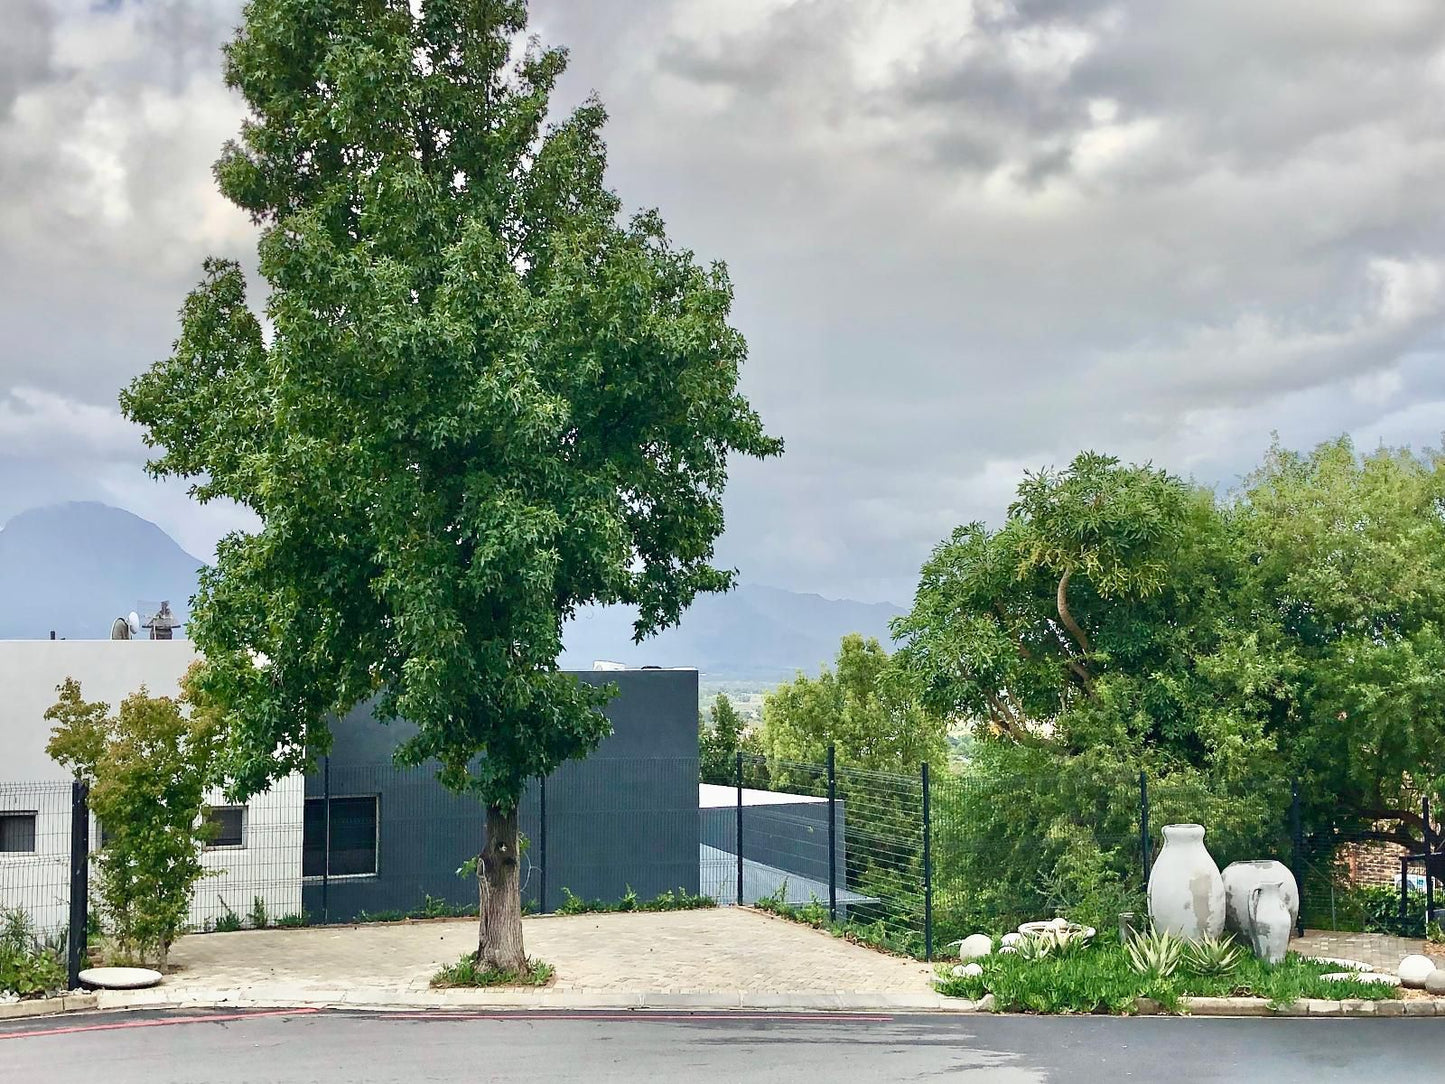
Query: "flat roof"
699 782 826 808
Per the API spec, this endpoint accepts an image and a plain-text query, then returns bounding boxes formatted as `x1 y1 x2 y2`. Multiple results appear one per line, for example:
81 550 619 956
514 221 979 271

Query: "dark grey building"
301 668 699 923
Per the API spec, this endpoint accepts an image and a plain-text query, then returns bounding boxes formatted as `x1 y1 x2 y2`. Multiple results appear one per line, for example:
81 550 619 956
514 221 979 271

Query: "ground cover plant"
555 887 715 915
934 932 1400 1014
431 955 555 989
0 908 66 999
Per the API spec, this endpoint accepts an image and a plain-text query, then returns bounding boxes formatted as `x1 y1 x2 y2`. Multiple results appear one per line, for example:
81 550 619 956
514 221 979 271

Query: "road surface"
1 1008 1441 1082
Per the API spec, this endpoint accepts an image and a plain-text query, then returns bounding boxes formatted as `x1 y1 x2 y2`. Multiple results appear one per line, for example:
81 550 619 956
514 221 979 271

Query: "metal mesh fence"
0 782 72 936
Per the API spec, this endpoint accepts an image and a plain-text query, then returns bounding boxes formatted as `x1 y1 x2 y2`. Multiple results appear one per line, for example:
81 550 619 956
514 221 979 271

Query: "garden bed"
934 938 1401 1014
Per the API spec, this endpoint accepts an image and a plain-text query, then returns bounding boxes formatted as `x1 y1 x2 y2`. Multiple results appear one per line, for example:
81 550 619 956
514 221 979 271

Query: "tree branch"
1056 565 1091 656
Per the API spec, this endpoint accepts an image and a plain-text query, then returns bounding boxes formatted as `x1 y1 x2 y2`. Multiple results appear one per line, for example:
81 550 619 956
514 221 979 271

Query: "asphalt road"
2 1008 1443 1082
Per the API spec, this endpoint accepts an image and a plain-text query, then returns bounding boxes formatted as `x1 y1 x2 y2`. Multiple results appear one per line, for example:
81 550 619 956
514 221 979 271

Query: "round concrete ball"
1424 969 1445 996
1000 932 1022 947
958 934 995 961
1398 954 1437 988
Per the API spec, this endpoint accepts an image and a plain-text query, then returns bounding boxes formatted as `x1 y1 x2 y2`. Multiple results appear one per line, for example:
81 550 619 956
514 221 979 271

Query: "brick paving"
1292 929 1445 973
152 907 936 1000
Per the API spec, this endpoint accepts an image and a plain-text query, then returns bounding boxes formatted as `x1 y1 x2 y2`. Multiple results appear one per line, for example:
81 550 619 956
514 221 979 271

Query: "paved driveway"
100 907 939 1010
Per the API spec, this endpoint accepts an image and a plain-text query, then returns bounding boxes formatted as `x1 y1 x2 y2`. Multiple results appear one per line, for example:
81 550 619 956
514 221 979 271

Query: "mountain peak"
0 502 202 639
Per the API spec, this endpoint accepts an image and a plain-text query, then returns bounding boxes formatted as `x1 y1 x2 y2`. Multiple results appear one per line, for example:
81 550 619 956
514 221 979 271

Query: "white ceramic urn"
1147 823 1226 941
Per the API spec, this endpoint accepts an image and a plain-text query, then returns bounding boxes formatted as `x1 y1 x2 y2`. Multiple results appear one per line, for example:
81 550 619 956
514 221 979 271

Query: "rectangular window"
204 805 246 849
302 795 378 878
0 812 38 854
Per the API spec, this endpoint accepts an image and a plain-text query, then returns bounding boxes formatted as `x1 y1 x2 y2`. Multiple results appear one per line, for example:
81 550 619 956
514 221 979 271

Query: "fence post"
66 780 90 989
1290 779 1304 936
1400 855 1410 931
538 773 548 914
827 744 837 922
321 754 331 924
1138 770 1150 886
922 760 933 962
735 750 744 906
1424 795 1434 927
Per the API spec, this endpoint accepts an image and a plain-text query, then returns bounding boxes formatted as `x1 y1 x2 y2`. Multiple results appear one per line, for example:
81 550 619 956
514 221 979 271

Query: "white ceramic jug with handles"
1247 881 1292 964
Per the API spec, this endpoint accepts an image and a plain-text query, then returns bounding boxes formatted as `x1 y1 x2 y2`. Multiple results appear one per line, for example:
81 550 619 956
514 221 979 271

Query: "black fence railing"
5 754 1441 976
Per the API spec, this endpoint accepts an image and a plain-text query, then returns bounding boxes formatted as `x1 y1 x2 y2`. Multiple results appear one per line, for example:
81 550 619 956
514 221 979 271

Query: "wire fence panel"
0 782 72 936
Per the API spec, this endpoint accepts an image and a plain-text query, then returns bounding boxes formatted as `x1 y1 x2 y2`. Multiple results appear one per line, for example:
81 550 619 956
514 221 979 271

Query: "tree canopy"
893 440 1445 927
120 0 779 968
760 633 947 775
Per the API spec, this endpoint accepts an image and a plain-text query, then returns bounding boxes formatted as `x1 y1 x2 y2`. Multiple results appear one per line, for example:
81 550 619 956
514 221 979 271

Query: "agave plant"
1125 927 1183 977
1012 933 1054 961
1182 934 1244 976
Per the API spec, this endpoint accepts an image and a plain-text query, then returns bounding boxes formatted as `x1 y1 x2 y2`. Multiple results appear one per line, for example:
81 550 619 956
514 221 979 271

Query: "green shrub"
214 906 242 934
935 940 1399 1013
247 896 269 930
274 912 308 928
554 886 716 915
754 886 924 957
431 954 554 988
0 908 67 999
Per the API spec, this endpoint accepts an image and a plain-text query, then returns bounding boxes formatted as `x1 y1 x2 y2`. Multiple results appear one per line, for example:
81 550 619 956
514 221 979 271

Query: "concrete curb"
15 986 1442 1019
0 993 99 1020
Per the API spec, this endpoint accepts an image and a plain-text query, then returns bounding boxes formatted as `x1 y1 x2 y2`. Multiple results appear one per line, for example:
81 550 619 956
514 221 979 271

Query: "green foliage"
761 634 947 776
247 896 269 930
1125 928 1183 977
895 440 1445 935
118 0 778 969
214 906 242 934
1181 934 1245 976
555 886 715 914
935 940 1397 1013
46 674 222 967
0 908 67 999
753 886 925 958
274 912 309 928
431 954 554 988
700 694 749 784
119 0 780 808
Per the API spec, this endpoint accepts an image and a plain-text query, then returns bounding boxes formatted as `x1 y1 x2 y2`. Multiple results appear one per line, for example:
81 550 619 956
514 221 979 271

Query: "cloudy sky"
3 0 1445 605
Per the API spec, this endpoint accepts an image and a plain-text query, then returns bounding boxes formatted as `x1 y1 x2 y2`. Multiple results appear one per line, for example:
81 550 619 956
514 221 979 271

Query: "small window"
204 805 246 849
302 795 377 877
0 812 38 854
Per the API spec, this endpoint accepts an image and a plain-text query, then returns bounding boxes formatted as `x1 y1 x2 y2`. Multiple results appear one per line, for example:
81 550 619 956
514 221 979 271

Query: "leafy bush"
0 908 67 999
555 886 716 915
274 912 308 928
935 940 1398 1013
46 673 222 967
754 887 925 958
247 896 269 930
214 906 242 934
431 954 554 988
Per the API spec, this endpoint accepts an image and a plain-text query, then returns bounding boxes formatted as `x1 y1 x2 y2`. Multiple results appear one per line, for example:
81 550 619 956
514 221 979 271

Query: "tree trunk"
477 804 526 972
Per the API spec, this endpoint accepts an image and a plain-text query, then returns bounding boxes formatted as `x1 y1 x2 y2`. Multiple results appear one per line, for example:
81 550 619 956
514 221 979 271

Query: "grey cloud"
4 0 1445 606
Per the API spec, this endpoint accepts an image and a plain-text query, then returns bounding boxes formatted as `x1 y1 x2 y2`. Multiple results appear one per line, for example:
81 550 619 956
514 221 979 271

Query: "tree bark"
1055 566 1091 656
477 804 526 972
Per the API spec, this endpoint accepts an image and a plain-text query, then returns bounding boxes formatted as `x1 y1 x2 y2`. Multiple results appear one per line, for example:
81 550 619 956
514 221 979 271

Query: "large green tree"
121 0 779 969
894 442 1445 927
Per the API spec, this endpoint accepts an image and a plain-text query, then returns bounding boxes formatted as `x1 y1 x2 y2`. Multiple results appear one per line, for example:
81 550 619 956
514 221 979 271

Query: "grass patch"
555 886 716 915
431 954 555 988
753 891 924 958
934 937 1401 1014
0 908 67 999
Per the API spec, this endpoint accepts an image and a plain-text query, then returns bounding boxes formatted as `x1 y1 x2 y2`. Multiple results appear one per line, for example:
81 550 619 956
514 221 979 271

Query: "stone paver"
1292 929 1445 973
120 907 935 1006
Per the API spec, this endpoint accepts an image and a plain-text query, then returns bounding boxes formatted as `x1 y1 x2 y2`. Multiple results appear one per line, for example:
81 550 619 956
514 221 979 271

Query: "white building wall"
0 640 304 933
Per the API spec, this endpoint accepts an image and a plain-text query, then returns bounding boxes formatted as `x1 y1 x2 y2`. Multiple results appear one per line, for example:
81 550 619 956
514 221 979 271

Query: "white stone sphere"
1398 954 1436 988
957 933 995 960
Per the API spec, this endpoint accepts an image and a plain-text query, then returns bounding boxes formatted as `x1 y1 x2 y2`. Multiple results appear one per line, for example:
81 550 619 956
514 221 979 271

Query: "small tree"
45 676 222 968
119 0 779 971
699 694 745 783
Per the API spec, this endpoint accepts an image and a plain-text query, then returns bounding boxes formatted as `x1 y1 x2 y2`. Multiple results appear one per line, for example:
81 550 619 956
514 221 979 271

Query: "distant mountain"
0 502 903 677
561 584 906 681
0 503 202 640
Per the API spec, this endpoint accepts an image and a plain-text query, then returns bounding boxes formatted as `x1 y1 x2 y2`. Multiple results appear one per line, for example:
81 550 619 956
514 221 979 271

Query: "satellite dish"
127 611 142 636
